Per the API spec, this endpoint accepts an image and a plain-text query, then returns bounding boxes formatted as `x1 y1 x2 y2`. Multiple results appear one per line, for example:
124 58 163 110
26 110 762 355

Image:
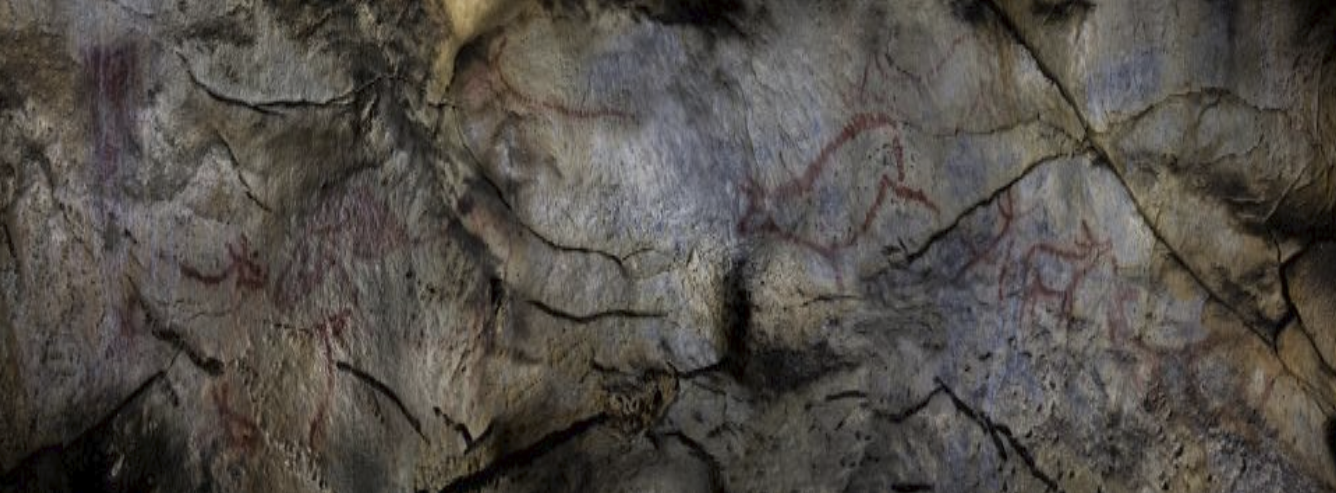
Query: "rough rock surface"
2 0 1335 492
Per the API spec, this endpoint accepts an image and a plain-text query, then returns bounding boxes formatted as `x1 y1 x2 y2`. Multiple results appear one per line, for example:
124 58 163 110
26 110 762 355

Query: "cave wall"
2 0 1336 491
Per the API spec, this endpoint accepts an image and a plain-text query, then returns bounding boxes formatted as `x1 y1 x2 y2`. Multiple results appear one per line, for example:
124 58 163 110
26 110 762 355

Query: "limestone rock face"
2 1 1335 492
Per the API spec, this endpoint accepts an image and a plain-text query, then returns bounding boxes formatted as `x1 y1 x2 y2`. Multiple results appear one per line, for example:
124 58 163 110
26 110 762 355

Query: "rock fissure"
938 381 1064 493
334 361 429 443
150 326 225 376
981 0 1283 340
175 50 383 115
215 132 273 214
523 298 665 325
894 149 1083 269
0 371 166 485
429 414 610 493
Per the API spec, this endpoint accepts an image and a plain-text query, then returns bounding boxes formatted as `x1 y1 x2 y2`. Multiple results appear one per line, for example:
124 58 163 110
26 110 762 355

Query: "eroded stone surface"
2 1 1335 492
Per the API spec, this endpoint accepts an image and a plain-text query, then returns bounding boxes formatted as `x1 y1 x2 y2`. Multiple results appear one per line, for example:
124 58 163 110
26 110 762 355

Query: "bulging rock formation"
1 0 1335 491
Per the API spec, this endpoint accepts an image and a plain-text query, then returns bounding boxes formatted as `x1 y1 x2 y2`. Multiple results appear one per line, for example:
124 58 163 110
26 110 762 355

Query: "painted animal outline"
179 235 267 293
737 112 940 274
843 33 973 109
951 191 1280 425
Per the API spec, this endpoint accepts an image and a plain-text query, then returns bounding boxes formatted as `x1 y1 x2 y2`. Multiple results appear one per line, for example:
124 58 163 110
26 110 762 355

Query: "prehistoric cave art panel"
836 0 1024 132
455 30 637 186
176 185 423 312
843 28 981 118
172 184 446 458
885 158 1307 488
737 112 938 284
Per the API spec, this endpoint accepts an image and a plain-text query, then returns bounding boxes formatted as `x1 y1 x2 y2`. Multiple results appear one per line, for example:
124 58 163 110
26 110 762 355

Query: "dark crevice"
524 298 665 324
428 414 609 493
436 404 493 452
1325 416 1336 474
1109 161 1275 341
1274 239 1306 350
673 360 730 382
518 219 633 277
980 0 1281 343
1 220 17 274
891 483 933 492
150 327 224 376
823 390 869 403
872 387 946 423
545 0 748 38
335 361 428 443
175 50 382 114
937 381 1064 493
1275 241 1336 375
719 255 751 378
461 158 634 277
1030 0 1094 25
1107 88 1301 140
0 371 166 486
661 431 727 493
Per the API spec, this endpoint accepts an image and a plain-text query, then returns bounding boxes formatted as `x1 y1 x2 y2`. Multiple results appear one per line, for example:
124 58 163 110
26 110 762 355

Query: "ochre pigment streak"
302 308 354 448
738 113 939 267
179 235 267 292
211 382 262 455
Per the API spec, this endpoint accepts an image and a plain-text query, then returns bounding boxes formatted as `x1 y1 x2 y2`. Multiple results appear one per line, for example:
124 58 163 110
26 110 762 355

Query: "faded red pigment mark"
1104 283 1277 438
272 187 412 308
463 35 634 121
1110 307 1226 411
957 201 1117 331
86 43 139 184
300 308 354 448
210 382 262 454
843 34 972 108
1013 220 1114 330
105 289 149 354
179 235 267 292
738 113 939 274
953 189 1024 284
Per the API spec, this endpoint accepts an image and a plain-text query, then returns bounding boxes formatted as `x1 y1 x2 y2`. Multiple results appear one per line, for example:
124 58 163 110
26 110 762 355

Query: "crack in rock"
0 372 166 485
979 0 1282 342
524 298 666 325
891 148 1088 269
215 132 272 214
937 381 1065 493
660 431 727 493
425 414 610 493
335 361 429 443
174 49 382 115
150 326 224 376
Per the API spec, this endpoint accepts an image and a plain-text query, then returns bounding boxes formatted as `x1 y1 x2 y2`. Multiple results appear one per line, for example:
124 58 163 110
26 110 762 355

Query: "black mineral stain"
0 375 197 493
948 0 989 26
629 0 746 34
1030 0 1095 24
720 257 751 377
545 0 748 37
1325 415 1336 473
746 342 851 394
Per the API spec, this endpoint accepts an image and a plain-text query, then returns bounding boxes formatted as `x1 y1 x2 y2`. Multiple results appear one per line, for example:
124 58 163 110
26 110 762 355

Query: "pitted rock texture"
2 1 1335 492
